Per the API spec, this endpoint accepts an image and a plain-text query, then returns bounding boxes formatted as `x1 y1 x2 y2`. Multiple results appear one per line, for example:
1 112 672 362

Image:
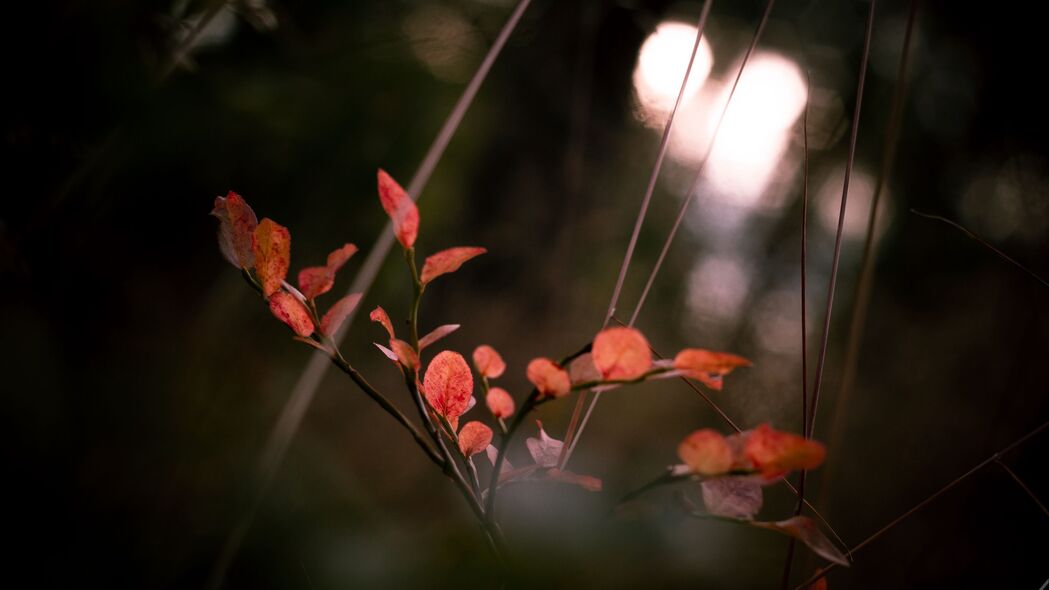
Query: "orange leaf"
377 169 419 250
526 358 571 398
678 429 734 475
423 350 473 421
252 218 291 297
472 345 506 378
268 291 314 337
211 191 258 268
420 247 486 285
390 338 419 370
674 349 751 390
592 327 653 380
744 423 826 478
369 306 395 340
320 293 363 336
419 324 460 350
458 421 493 457
751 516 849 566
485 387 514 418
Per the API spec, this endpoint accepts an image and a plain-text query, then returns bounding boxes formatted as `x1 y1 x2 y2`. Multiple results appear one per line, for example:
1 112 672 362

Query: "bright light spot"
669 53 808 208
687 254 751 322
633 22 714 125
816 167 891 240
403 5 481 82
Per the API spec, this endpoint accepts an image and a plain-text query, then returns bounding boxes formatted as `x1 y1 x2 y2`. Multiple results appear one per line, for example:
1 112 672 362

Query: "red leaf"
592 327 653 380
369 306 395 340
419 324 460 350
377 169 419 250
673 349 752 390
701 476 763 519
458 421 493 457
297 267 333 300
420 247 486 285
390 339 419 370
297 243 358 300
546 468 603 492
751 516 849 566
744 423 826 478
211 191 258 268
252 218 291 297
320 293 363 336
526 358 571 398
423 350 473 422
525 421 563 468
677 429 734 475
485 387 514 419
472 345 506 379
268 291 314 337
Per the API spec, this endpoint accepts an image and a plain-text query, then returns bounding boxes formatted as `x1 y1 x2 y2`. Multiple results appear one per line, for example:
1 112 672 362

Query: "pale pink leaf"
485 444 513 474
419 324 460 350
567 352 602 385
525 421 563 468
320 293 363 336
420 247 486 285
546 468 602 492
374 342 399 362
751 516 850 566
701 477 764 520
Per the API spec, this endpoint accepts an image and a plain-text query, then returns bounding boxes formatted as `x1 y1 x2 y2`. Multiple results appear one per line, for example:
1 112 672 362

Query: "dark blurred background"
3 0 1048 588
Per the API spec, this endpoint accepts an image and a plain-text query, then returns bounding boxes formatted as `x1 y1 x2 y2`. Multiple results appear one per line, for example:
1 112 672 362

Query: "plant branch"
486 389 541 518
794 418 1049 589
995 459 1049 518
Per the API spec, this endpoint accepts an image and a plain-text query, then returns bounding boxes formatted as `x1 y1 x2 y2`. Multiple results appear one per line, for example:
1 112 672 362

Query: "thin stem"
807 0 877 438
909 210 1049 289
781 72 813 590
159 0 229 82
824 0 920 504
486 390 541 518
616 470 689 507
794 418 1049 589
995 459 1049 518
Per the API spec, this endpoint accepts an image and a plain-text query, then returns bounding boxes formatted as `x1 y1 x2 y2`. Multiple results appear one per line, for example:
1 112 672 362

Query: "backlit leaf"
526 358 571 398
525 420 563 468
744 424 826 478
268 291 314 337
297 243 358 300
485 387 514 418
420 247 486 285
253 218 291 297
419 324 460 350
701 476 763 519
678 429 734 475
673 349 752 391
751 516 849 566
325 243 358 272
472 345 506 378
377 169 419 250
390 339 419 370
320 293 363 336
423 350 473 422
458 421 493 457
211 191 257 268
370 306 395 340
374 342 399 362
592 327 652 380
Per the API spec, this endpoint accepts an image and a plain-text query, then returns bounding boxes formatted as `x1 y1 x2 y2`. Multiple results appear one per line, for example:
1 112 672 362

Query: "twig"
995 459 1049 518
909 210 1049 289
795 418 1049 589
563 0 775 470
807 0 877 438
